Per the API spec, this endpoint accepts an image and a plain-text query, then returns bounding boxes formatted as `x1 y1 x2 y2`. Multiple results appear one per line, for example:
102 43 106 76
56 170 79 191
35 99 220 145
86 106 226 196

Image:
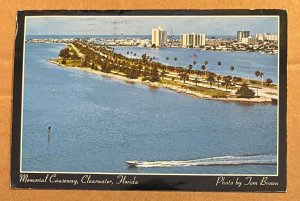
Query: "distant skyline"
26 16 279 36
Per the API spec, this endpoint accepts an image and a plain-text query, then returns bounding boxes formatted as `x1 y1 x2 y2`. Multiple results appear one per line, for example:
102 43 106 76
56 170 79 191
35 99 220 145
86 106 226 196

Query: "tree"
204 60 208 65
143 67 150 77
216 75 221 89
101 60 112 73
61 58 66 64
266 78 273 87
255 70 261 78
59 48 71 59
217 61 222 67
142 53 147 63
149 66 160 82
260 72 264 87
201 65 207 76
236 83 255 98
206 73 215 88
230 65 234 72
71 53 80 61
223 76 232 91
188 64 193 74
174 57 178 66
160 69 166 80
255 70 264 88
178 69 189 84
193 60 197 66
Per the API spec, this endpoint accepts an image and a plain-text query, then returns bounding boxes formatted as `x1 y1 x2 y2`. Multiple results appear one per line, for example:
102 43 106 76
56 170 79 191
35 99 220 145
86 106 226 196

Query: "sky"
26 16 279 36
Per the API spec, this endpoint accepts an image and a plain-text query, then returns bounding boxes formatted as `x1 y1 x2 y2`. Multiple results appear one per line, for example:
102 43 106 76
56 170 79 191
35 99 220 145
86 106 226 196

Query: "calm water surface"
22 43 277 174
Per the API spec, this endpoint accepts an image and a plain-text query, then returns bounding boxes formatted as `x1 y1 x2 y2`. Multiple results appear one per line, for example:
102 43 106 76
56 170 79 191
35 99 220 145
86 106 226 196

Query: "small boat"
126 160 139 167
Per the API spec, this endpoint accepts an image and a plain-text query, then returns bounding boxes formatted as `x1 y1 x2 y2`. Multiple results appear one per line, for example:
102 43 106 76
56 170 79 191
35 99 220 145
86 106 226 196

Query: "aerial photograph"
21 16 279 175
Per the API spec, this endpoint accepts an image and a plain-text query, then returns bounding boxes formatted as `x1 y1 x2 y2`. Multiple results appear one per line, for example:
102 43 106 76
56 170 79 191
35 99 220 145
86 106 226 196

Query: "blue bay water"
22 43 277 174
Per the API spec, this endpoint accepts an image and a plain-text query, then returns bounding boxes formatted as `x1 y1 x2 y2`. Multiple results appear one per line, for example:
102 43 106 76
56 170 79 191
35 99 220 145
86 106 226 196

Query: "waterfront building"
151 26 167 47
265 34 278 41
180 33 205 48
256 33 265 41
237 30 250 42
241 36 258 45
255 33 279 42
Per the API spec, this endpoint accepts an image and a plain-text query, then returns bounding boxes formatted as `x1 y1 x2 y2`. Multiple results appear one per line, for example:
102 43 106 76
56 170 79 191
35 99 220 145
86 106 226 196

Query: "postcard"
11 10 287 191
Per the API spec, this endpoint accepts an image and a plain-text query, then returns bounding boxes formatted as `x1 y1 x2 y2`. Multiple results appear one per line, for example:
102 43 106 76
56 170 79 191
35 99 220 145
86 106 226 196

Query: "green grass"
160 79 230 98
56 58 82 67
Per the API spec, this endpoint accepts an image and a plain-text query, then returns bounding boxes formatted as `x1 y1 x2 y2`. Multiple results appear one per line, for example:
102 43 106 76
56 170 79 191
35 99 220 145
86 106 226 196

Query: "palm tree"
255 70 261 78
174 57 177 66
201 65 207 76
255 70 263 95
149 66 160 82
217 75 221 89
260 72 264 88
207 73 215 88
230 66 235 76
178 69 189 84
223 76 232 91
193 60 197 66
217 61 222 67
266 78 273 87
188 64 193 74
160 69 166 80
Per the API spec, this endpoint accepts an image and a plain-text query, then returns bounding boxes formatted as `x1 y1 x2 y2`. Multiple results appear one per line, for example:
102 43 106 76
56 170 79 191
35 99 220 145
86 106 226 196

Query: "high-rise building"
181 33 205 48
241 36 258 45
237 31 250 42
151 26 167 47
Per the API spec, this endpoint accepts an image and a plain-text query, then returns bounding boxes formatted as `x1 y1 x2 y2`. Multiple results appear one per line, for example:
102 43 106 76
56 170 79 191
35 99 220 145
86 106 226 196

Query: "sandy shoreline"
49 60 274 104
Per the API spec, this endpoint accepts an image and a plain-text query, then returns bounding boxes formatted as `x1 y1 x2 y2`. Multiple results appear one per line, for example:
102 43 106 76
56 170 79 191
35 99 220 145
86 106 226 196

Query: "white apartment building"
180 33 205 48
255 33 279 42
151 26 167 47
241 36 258 45
237 31 250 42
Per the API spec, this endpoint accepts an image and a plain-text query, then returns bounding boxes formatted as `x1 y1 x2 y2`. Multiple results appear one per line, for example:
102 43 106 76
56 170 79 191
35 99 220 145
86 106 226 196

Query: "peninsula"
49 41 278 103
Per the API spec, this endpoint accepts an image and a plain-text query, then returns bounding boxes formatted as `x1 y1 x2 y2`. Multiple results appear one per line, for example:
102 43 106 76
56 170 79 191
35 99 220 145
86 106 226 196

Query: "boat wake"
126 154 276 168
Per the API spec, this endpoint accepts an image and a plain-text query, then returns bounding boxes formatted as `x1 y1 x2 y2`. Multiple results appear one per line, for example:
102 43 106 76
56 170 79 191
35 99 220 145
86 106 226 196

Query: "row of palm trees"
121 51 241 85
61 42 273 96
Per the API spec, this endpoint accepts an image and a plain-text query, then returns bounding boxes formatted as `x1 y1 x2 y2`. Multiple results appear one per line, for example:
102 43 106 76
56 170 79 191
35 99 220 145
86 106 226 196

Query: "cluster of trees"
71 42 163 82
236 83 255 98
69 42 248 89
59 46 80 64
255 70 273 87
59 41 274 100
